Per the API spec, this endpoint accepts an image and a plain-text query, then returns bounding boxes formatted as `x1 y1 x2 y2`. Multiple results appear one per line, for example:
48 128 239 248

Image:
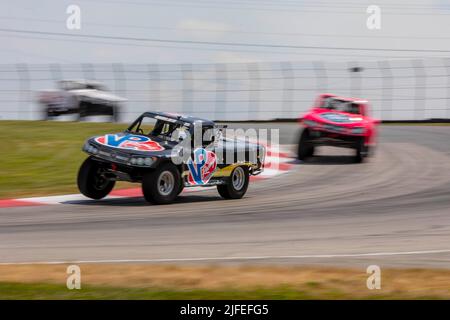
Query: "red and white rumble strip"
0 144 294 208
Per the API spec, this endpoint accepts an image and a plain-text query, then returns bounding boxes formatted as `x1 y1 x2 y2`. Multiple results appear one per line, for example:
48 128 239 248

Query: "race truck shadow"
63 194 224 207
297 146 366 165
301 155 361 165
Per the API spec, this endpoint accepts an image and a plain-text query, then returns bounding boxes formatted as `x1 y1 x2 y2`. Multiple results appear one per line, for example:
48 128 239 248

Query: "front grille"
96 146 130 164
323 124 345 133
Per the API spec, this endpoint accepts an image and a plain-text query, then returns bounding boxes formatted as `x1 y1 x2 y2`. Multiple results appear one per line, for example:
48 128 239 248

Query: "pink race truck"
297 93 380 163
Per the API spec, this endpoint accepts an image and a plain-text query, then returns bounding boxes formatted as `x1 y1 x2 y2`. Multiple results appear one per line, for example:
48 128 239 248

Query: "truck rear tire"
77 102 89 121
77 157 115 199
142 163 181 204
217 166 249 199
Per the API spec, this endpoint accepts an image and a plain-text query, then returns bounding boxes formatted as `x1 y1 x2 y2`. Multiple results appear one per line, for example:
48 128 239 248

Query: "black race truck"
77 111 265 204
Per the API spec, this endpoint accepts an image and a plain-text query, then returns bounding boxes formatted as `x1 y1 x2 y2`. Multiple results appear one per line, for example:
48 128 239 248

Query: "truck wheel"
77 157 115 199
354 138 368 163
77 102 88 121
217 166 249 199
111 105 119 122
297 129 314 160
177 177 185 196
44 110 52 121
142 163 181 204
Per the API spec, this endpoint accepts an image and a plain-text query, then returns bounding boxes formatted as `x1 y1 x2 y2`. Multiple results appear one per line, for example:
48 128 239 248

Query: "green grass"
0 121 127 199
0 282 314 300
0 282 442 300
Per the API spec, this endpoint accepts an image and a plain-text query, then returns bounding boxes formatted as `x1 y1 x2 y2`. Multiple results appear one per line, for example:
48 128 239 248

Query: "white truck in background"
38 80 126 122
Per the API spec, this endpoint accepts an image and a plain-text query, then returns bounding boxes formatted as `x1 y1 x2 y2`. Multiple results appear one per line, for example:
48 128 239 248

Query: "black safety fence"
0 58 449 122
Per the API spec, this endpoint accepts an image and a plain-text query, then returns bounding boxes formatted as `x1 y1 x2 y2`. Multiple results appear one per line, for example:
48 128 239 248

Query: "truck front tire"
77 157 115 199
217 166 249 199
111 105 119 122
297 129 315 160
355 138 369 163
142 163 181 204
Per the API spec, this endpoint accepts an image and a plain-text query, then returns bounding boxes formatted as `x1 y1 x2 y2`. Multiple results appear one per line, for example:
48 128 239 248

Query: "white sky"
1 0 450 64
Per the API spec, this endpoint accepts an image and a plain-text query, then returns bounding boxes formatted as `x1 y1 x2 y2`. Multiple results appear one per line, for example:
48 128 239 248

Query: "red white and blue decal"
95 134 164 152
187 148 217 185
320 113 362 123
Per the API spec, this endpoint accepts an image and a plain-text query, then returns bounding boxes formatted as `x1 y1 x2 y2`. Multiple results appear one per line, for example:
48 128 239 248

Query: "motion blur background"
3 59 450 121
1 0 450 121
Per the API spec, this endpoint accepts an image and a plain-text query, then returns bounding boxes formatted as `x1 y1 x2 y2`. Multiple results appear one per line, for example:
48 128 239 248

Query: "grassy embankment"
0 121 130 199
0 264 449 299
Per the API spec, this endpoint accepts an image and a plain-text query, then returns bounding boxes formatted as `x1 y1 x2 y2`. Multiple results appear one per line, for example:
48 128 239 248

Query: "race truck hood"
306 109 368 127
71 89 127 102
88 132 174 157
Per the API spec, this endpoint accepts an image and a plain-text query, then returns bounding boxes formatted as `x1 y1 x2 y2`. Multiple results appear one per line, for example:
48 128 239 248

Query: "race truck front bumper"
307 128 365 149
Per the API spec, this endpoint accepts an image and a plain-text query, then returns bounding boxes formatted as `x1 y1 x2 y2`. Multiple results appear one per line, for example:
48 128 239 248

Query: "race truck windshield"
128 115 188 142
321 98 361 115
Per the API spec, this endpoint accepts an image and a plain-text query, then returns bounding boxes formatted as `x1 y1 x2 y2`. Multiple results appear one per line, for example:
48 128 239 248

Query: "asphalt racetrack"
1 124 450 268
